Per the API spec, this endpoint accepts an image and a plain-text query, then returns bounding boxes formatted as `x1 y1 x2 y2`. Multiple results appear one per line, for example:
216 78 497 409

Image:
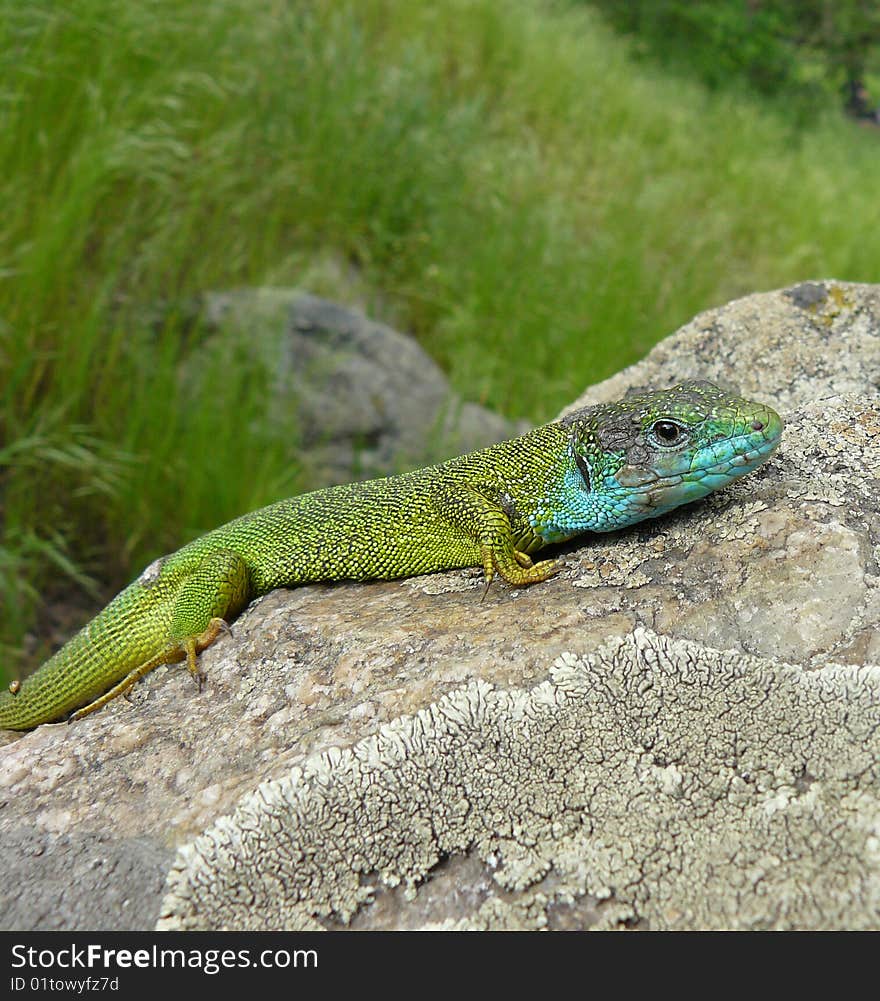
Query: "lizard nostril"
751 419 765 432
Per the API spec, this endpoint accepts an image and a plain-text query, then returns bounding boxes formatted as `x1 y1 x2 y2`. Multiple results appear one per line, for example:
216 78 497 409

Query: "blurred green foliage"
585 1 880 111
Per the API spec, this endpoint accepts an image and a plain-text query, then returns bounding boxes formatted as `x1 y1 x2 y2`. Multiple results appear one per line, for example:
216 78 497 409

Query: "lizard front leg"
437 483 562 588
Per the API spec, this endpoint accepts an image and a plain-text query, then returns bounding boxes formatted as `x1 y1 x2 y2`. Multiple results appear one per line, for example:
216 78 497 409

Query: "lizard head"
553 380 783 535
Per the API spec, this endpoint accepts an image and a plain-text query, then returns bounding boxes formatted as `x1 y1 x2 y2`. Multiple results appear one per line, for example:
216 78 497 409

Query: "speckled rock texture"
158 630 880 931
2 281 878 931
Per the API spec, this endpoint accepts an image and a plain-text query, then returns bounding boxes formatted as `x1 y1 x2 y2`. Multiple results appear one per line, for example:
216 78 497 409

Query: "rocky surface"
568 280 880 416
1 280 878 931
159 630 880 931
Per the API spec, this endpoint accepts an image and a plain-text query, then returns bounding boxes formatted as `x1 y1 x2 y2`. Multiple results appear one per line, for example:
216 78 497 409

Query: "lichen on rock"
158 629 880 931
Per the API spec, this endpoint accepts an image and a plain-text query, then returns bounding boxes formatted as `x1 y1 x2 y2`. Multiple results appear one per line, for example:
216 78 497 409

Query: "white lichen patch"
136 557 166 587
158 628 880 931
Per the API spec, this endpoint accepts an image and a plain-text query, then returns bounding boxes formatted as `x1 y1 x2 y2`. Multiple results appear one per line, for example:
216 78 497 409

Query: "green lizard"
0 380 782 731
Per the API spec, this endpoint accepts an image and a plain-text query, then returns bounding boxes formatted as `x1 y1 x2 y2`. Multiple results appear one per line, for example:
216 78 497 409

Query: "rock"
158 631 880 932
0 828 171 931
1 281 878 931
199 289 525 484
566 279 880 415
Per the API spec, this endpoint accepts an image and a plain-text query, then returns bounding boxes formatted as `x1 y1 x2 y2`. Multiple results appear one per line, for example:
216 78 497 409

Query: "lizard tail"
0 581 164 731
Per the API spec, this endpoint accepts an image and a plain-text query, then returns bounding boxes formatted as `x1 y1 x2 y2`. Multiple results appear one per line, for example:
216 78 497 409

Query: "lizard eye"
650 419 687 447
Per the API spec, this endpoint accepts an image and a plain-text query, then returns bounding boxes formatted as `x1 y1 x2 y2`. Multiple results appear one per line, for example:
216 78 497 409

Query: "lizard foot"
481 543 564 589
184 617 231 691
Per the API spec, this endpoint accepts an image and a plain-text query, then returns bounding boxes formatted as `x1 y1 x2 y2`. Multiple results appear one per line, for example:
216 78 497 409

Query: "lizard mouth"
686 423 782 485
697 411 782 474
617 414 782 506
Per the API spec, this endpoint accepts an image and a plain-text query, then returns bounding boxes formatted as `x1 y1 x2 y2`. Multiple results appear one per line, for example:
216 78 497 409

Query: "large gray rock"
567 279 880 415
1 281 878 931
158 630 880 931
200 289 525 483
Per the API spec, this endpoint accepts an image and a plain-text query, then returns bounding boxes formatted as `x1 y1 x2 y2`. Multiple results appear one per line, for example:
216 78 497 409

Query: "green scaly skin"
0 381 782 731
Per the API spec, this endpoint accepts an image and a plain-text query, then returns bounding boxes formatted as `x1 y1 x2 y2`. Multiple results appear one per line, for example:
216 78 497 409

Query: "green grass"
1 0 879 679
